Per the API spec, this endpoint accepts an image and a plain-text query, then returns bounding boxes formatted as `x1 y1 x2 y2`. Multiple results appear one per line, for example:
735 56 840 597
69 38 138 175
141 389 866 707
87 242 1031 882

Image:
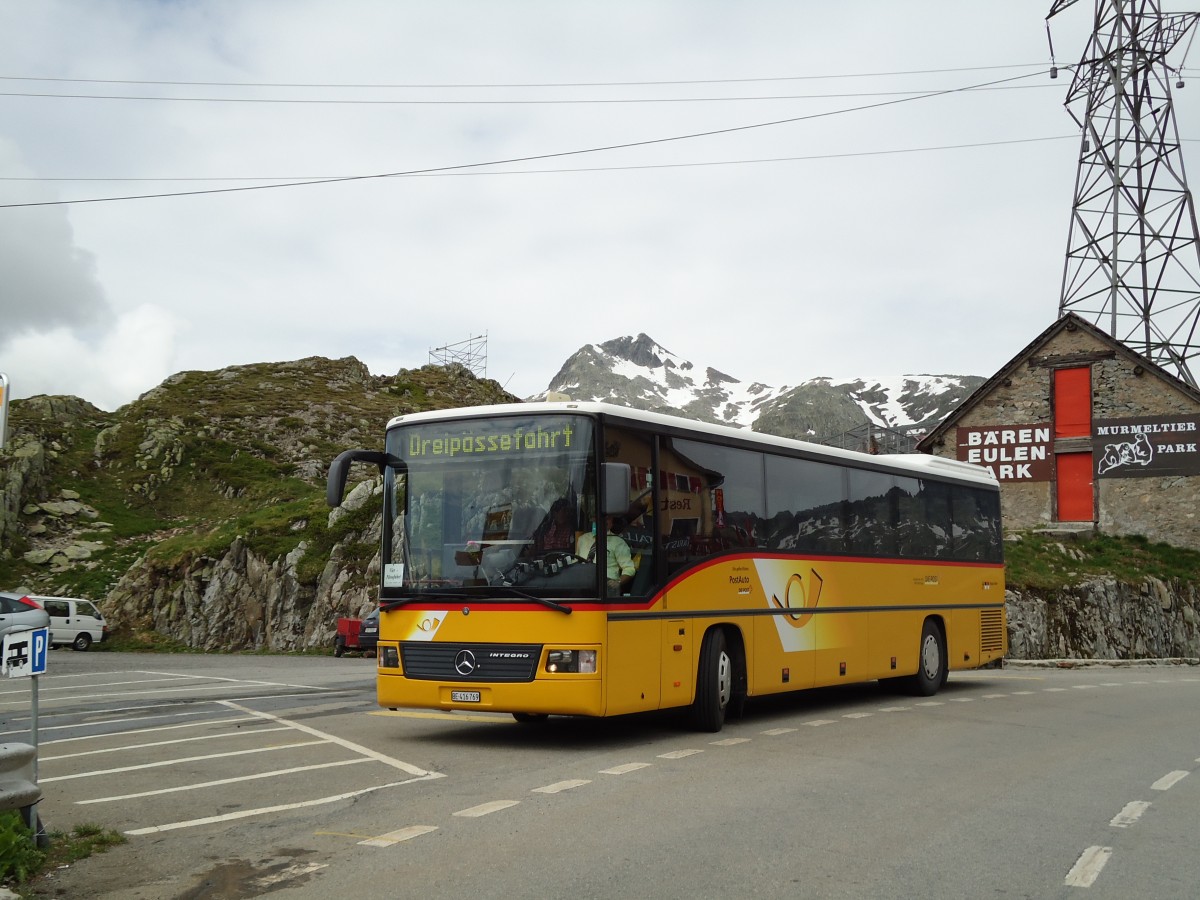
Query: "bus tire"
907 619 945 697
689 629 732 732
512 713 549 724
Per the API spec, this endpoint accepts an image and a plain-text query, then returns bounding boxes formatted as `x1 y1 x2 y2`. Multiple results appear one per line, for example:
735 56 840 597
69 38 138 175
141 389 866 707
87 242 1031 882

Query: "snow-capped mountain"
539 334 984 447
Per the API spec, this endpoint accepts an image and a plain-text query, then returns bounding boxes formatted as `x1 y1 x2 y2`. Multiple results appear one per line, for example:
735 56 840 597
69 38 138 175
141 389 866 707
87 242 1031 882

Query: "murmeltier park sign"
956 415 1200 482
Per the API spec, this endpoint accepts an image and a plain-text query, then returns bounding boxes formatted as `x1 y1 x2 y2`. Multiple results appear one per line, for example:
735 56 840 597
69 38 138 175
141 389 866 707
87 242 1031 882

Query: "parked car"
0 591 51 640
358 609 379 654
334 609 378 656
30 596 107 651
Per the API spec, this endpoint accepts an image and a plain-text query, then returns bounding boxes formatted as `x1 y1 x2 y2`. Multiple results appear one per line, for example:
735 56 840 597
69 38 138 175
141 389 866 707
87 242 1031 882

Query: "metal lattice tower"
1049 0 1200 387
429 333 488 378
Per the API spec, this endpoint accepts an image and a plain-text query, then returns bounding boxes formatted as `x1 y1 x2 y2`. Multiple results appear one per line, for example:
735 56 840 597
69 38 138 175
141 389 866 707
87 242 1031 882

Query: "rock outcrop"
1007 577 1200 661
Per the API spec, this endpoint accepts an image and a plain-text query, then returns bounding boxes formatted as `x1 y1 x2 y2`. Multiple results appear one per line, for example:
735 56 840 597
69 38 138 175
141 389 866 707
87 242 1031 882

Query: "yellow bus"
327 401 1005 731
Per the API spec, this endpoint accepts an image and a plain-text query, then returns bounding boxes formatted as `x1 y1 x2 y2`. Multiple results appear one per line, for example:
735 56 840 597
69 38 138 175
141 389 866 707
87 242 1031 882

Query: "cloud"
1 304 181 411
0 141 116 345
0 2 1184 409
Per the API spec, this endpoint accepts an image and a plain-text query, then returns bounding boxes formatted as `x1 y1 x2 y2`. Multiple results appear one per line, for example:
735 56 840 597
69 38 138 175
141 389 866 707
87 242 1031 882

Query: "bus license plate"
451 690 481 703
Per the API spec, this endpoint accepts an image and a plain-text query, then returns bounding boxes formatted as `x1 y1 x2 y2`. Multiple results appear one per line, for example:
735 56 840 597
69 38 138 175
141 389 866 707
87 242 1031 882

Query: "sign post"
3 626 48 843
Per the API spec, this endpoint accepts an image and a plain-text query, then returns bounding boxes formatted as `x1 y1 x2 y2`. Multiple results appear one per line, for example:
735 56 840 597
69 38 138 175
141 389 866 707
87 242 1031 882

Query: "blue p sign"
29 628 48 675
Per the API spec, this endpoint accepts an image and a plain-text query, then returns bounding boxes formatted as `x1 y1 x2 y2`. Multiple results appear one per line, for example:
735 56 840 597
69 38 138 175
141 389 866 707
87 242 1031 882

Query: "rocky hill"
0 358 517 650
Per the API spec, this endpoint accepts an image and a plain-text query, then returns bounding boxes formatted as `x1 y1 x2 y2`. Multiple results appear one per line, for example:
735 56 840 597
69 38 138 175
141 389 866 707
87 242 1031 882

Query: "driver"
531 498 575 552
576 515 636 595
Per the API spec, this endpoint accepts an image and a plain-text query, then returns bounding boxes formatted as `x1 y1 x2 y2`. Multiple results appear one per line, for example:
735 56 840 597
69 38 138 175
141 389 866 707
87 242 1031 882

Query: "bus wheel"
689 629 732 732
908 620 945 697
512 713 549 724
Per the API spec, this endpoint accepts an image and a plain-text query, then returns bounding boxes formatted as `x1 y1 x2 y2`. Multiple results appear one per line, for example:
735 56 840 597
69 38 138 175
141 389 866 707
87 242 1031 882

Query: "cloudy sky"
0 2 1194 411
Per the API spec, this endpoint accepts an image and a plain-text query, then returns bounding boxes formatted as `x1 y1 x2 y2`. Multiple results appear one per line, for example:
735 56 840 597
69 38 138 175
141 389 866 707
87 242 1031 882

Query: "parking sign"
3 627 48 678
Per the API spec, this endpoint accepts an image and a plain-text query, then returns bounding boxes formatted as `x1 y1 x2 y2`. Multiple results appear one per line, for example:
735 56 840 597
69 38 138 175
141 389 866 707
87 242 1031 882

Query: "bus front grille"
980 609 1006 653
400 642 542 682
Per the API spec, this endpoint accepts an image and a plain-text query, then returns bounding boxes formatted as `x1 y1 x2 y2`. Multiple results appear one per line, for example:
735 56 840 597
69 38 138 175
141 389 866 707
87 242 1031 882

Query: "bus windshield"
381 414 598 597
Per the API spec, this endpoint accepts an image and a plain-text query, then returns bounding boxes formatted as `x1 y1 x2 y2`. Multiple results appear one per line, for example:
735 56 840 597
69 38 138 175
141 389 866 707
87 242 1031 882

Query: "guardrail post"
0 743 42 845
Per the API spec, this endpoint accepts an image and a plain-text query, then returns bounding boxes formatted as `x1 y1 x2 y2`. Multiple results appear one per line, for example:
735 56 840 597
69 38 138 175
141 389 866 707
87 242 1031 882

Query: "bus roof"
385 401 999 489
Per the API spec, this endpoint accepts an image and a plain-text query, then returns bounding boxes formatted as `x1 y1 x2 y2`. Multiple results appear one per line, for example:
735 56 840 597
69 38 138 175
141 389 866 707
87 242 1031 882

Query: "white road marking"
878 706 910 712
42 740 326 782
805 719 836 727
1064 846 1112 887
454 801 519 817
981 694 1008 699
710 737 750 745
219 700 437 776
658 749 702 759
0 682 335 709
77 758 373 804
137 670 328 690
532 779 590 794
600 762 651 775
1073 685 1098 690
761 727 797 735
42 726 290 761
1044 688 1068 692
126 774 445 835
1151 770 1189 791
843 712 873 719
1110 801 1151 828
40 715 257 744
949 698 974 703
358 825 438 847
252 862 328 886
1012 691 1036 695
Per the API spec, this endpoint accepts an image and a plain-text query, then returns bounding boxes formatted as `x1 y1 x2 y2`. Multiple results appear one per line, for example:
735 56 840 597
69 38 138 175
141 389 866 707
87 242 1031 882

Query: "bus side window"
604 427 656 596
664 438 765 579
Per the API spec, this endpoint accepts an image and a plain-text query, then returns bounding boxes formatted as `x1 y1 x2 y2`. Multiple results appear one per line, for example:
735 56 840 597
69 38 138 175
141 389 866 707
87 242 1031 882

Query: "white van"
31 597 108 651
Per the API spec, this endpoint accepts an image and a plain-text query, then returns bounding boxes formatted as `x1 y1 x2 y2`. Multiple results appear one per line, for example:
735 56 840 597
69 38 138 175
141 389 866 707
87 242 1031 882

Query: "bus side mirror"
602 462 632 516
327 449 393 508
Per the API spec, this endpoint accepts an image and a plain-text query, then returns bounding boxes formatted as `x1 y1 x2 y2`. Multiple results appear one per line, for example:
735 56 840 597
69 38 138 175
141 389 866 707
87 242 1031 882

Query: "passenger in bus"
529 499 575 552
576 515 636 595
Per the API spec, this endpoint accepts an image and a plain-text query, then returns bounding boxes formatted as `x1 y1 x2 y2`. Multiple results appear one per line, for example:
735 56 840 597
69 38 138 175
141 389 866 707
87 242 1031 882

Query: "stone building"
917 312 1200 551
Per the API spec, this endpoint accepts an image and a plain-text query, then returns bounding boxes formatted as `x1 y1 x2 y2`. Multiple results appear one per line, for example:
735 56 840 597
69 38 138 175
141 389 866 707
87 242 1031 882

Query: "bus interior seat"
627 553 655 596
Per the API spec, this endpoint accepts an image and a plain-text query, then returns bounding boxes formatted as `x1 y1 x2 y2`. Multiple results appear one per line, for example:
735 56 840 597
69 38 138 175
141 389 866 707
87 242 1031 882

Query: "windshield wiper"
381 594 471 612
383 590 571 614
486 585 573 614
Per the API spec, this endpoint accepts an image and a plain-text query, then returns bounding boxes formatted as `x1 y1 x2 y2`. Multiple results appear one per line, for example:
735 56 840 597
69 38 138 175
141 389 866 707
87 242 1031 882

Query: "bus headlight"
546 649 597 674
380 646 400 668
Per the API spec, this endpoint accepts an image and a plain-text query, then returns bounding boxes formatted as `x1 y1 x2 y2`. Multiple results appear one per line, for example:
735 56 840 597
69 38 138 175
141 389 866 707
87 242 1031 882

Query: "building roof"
916 312 1200 452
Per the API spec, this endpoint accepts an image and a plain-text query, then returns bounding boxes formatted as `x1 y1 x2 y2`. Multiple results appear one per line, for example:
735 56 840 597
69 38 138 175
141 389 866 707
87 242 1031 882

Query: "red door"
1056 452 1094 521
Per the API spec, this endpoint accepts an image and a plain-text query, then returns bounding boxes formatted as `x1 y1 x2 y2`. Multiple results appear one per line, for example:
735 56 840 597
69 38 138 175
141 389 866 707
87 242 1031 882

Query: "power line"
0 69 1049 209
0 62 1050 90
0 135 1078 183
0 84 1057 106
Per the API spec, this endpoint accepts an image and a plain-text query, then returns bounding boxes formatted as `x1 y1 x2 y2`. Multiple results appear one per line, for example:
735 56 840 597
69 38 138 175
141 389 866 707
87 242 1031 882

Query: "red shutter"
1054 367 1092 438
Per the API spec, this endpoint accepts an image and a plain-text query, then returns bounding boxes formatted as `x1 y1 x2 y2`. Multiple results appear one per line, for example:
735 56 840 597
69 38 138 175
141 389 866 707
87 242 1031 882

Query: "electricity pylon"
1049 0 1200 387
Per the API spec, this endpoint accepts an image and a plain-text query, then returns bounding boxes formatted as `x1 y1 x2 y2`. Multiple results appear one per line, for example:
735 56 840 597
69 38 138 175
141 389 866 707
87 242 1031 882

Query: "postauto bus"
327 401 1005 731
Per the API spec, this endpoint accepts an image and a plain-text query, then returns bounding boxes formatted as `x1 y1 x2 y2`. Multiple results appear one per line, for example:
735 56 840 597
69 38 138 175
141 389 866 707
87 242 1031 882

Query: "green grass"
0 812 125 894
1004 531 1200 591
